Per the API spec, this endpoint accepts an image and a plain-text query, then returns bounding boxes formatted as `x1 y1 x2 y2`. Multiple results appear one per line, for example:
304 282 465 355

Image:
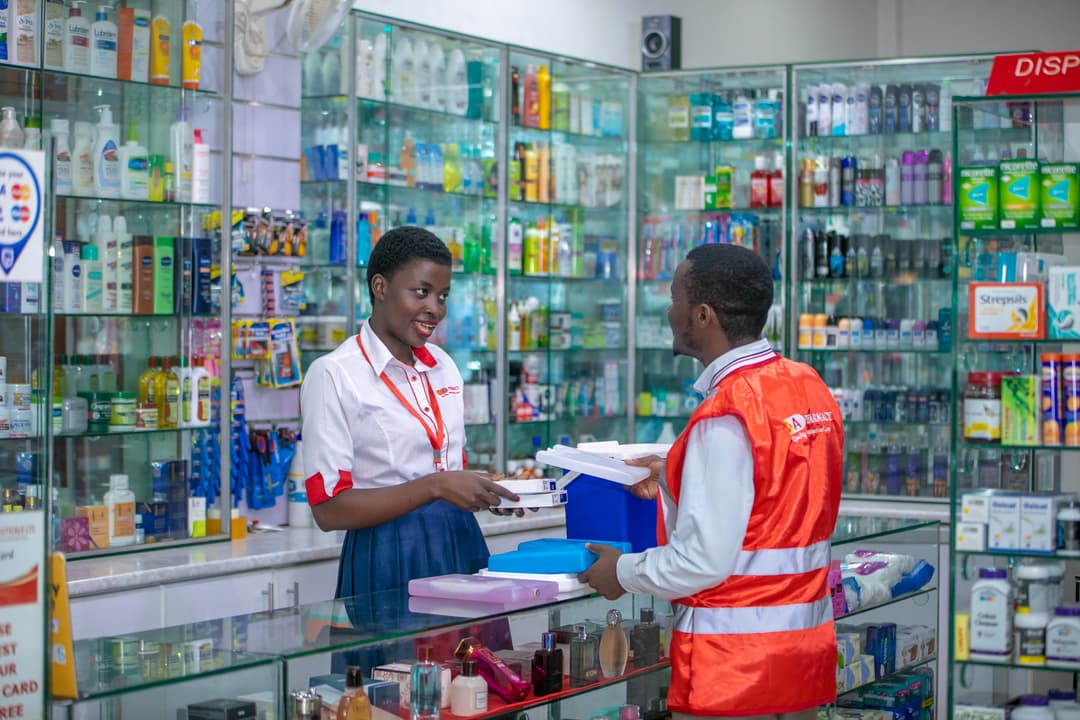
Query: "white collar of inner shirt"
693 338 776 398
359 321 439 377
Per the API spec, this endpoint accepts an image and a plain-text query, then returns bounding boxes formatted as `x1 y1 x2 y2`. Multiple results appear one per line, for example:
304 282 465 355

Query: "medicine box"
968 282 1045 340
956 522 987 552
961 491 992 524
1048 266 1080 339
1000 159 1041 229
1002 374 1039 446
1021 493 1076 552
988 493 1022 551
1040 163 1080 227
959 166 999 230
75 505 109 549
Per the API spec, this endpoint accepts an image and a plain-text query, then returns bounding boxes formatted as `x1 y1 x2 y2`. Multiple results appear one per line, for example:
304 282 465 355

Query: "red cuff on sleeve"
306 471 353 506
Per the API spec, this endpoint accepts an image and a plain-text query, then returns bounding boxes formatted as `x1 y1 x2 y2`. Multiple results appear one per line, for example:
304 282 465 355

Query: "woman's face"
372 259 452 348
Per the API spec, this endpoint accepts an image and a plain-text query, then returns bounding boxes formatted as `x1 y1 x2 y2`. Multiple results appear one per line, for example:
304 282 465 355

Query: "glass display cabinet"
634 65 787 443
503 49 632 470
789 56 996 502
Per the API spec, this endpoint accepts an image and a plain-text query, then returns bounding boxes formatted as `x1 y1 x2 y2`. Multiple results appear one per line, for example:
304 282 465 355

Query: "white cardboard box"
961 492 993 524
1021 492 1076 552
956 522 987 552
988 493 1022 551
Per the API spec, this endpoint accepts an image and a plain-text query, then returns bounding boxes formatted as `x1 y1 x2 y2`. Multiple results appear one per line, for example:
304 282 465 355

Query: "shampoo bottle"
92 104 119 197
103 474 135 546
94 214 115 312
149 13 169 85
181 19 201 90
522 64 539 127
89 5 117 79
169 106 193 202
114 215 132 313
391 34 413 105
190 356 211 426
537 65 551 130
446 47 467 117
64 2 91 73
22 114 39 149
0 106 24 148
427 41 446 112
176 356 192 427
191 128 209 203
80 244 102 312
118 122 148 200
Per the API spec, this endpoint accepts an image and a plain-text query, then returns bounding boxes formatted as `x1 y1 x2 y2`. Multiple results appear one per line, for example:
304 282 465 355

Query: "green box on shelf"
1040 162 1080 227
1001 374 1039 446
959 166 998 230
999 159 1040 229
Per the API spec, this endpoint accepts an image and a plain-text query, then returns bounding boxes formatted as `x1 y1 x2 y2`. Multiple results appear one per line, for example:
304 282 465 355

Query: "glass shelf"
511 274 624 283
642 136 784 148
56 425 218 439
959 441 1080 452
831 516 939 547
642 206 783 217
511 415 623 426
797 204 952 216
55 193 219 210
838 587 938 623
358 180 495 203
958 337 1074 346
796 347 951 355
957 549 1076 561
511 124 626 144
55 311 217 319
508 347 626 355
840 655 938 698
802 276 953 286
955 659 1080 674
845 419 950 429
801 126 1030 146
637 413 693 420
358 95 499 128
509 199 625 215
959 226 1080 237
43 67 221 98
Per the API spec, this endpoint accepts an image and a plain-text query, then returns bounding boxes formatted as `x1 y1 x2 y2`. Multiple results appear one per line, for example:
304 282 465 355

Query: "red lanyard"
357 333 447 471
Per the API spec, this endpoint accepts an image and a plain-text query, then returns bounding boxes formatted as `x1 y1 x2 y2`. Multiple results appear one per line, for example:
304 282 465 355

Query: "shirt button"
423 408 430 412
410 376 418 382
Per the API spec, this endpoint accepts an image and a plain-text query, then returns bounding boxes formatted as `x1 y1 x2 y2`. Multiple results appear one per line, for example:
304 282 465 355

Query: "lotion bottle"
118 122 148 200
64 2 91 73
92 104 120 198
169 106 193 202
103 473 135 546
450 658 487 717
89 4 117 79
113 215 132 313
181 18 202 90
191 128 209 203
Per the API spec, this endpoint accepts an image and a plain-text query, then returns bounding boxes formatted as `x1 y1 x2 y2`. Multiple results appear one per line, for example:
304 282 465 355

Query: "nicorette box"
1000 159 1041 229
1040 163 1080 228
959 166 999 230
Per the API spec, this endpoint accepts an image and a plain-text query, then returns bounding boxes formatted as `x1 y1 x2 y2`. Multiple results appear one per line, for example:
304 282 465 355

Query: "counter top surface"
66 508 568 597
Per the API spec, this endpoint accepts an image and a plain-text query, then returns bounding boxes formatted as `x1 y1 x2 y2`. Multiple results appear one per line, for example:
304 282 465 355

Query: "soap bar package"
1001 374 1039 446
1040 163 1080 227
1000 159 1041 229
186 698 257 720
1047 266 1080 339
959 166 999 230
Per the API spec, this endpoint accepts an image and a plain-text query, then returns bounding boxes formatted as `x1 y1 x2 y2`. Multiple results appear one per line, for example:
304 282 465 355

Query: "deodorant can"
1042 353 1064 446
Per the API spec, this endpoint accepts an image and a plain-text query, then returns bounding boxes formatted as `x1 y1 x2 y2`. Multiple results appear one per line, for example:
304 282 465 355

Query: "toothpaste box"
959 166 999 230
1048 265 1080 339
988 493 1022 551
1000 159 1041 229
1001 374 1039 446
1040 162 1080 227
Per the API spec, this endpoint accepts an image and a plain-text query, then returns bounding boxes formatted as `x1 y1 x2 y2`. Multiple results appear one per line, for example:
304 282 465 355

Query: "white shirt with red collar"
300 321 466 504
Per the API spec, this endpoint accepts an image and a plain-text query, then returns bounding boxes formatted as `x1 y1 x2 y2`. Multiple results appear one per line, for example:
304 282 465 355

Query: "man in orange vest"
581 243 843 720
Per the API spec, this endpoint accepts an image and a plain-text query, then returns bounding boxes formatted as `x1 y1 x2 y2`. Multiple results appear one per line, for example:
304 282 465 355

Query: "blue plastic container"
564 473 658 553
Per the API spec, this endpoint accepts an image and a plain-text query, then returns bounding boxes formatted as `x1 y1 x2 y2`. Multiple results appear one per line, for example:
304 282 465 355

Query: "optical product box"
959 166 999 230
1047 266 1080 339
1040 163 1080 227
955 522 987 552
1000 159 1041 229
988 493 1022 551
1002 374 1039 446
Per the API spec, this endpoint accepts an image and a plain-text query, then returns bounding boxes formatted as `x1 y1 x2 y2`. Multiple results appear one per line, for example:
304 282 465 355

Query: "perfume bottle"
630 608 661 668
410 646 440 720
532 631 564 696
569 623 599 687
338 666 372 720
455 636 530 702
599 609 629 678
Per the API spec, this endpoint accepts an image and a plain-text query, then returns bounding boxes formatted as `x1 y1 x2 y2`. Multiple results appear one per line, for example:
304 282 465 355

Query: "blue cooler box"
564 473 658 553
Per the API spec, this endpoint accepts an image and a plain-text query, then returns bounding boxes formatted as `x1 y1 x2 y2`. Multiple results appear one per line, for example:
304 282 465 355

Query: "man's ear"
696 303 719 328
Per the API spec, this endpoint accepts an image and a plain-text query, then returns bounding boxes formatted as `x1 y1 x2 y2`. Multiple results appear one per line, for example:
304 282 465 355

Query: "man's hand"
580 543 626 600
625 454 664 500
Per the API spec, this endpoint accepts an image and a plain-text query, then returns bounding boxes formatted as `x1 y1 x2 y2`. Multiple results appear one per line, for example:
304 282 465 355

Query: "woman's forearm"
310 478 438 530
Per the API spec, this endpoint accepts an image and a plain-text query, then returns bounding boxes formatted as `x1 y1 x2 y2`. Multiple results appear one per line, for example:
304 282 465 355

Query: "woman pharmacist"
300 226 517 604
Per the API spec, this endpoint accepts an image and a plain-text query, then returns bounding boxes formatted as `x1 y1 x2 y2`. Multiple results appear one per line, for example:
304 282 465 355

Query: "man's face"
667 260 698 359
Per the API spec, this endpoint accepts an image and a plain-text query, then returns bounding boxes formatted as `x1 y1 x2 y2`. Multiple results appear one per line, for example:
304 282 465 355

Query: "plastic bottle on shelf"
391 34 413 105
80 245 103 312
113 215 133 313
94 214 116 312
104 474 135 546
427 41 446 112
169 106 193 202
64 2 92 74
0 107 24 149
137 356 159 427
190 357 211 427
371 32 387 99
155 357 180 429
412 38 430 108
523 64 539 127
89 5 117 79
72 120 94 195
970 567 1012 663
50 117 73 194
177 356 193 427
92 104 120 198
23 116 40 150
537 65 551 130
118 123 149 200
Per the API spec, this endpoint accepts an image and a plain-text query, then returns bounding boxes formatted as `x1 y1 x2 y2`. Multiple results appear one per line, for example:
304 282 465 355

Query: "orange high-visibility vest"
660 352 844 717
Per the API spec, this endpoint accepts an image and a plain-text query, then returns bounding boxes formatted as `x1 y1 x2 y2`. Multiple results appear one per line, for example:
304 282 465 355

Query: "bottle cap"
50 117 70 134
462 658 478 677
417 646 433 663
606 609 622 626
126 122 139 144
574 623 588 638
109 474 129 491
25 116 40 130
345 666 364 688
541 631 557 650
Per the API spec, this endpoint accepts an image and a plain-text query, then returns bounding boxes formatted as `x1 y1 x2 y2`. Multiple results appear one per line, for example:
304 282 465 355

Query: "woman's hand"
624 454 664 500
430 471 518 512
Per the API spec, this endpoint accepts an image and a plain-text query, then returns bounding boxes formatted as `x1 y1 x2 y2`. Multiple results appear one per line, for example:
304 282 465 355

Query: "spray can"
287 435 313 527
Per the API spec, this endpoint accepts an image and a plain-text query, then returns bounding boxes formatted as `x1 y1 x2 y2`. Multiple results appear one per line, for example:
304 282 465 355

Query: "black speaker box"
641 15 681 71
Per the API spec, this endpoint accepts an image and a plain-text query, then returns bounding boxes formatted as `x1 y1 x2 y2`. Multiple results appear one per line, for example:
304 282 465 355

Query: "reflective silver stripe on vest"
673 596 832 635
732 539 831 577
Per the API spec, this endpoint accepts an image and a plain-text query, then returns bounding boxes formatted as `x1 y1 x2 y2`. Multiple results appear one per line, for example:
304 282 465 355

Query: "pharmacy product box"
961 491 993 524
959 166 999 230
988 493 1022 551
954 708 1007 720
1021 493 1076 552
1048 266 1080 339
1040 163 1080 227
372 662 450 709
955 522 987 552
1000 159 1041 229
1002 374 1039 446
968 283 1045 340
75 505 109 549
186 699 257 720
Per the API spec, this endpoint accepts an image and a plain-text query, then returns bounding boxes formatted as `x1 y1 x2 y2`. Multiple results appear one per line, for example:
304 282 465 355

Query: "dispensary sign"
987 51 1080 95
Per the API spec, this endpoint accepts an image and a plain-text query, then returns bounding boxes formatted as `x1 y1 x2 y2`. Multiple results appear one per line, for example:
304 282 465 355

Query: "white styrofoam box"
233 156 301 210
961 491 993 524
233 53 302 106
988 493 1022 551
956 522 987 552
233 104 302 160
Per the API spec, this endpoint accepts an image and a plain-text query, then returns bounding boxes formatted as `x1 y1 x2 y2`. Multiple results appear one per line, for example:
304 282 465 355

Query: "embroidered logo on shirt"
435 385 462 397
784 411 834 442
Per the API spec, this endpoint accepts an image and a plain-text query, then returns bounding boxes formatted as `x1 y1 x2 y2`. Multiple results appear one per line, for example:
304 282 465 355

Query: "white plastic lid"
534 445 651 487
1016 561 1053 581
109 474 129 491
754 155 768 171
1014 609 1050 628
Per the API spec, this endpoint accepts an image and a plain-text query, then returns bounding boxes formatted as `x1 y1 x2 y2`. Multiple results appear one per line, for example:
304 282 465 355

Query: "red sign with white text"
986 51 1080 95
